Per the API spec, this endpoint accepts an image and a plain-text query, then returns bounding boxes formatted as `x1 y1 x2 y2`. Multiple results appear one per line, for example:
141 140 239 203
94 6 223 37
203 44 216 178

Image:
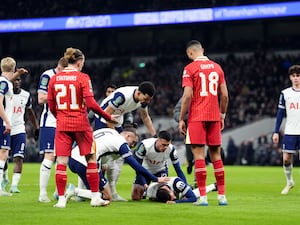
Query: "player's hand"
34 128 40 141
15 68 28 76
109 114 120 124
157 177 170 183
3 124 11 135
178 120 186 136
166 201 176 204
272 133 279 146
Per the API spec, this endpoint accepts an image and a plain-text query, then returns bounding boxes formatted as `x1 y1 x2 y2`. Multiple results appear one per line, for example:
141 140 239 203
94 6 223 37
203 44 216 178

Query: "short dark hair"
106 84 117 90
156 188 171 203
186 40 202 49
158 130 171 141
138 81 155 97
288 65 300 75
122 124 138 136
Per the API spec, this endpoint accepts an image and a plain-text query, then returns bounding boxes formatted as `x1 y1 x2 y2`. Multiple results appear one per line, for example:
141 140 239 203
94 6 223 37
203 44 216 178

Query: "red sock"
194 159 207 196
55 164 67 196
86 162 99 193
212 159 225 195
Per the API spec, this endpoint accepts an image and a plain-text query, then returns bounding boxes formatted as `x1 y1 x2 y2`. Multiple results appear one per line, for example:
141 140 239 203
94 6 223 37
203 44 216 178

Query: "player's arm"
138 107 156 136
26 108 39 130
173 178 197 203
272 93 286 145
170 148 187 184
219 82 229 130
85 96 116 123
0 94 11 134
125 155 170 183
178 86 192 135
47 81 57 117
11 68 28 81
103 104 116 128
38 92 48 104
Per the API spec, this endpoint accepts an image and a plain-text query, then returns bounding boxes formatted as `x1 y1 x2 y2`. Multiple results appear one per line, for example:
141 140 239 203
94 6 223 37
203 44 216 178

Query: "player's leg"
107 157 127 201
281 152 294 194
78 131 109 207
10 133 26 193
0 129 12 196
53 131 72 208
280 135 297 194
207 121 227 206
38 127 55 202
187 121 208 206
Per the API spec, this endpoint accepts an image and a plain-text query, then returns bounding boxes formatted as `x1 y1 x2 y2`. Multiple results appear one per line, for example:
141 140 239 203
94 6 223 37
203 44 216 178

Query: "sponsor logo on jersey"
41 77 48 86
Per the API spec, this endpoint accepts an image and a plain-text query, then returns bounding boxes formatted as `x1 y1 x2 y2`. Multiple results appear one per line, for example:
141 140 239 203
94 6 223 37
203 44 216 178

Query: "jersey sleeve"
0 80 9 96
109 91 126 109
38 73 51 93
173 178 197 203
181 66 193 88
81 74 94 98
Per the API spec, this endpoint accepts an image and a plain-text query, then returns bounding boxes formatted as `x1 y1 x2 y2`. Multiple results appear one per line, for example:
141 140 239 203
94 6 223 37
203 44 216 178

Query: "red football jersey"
182 56 226 121
48 68 94 131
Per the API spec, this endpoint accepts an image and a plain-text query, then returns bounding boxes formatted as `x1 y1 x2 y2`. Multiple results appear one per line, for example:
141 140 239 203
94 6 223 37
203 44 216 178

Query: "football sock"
11 173 21 186
213 159 225 195
39 158 53 196
55 164 67 196
283 163 293 184
86 162 99 193
76 188 92 199
194 159 207 196
0 160 5 190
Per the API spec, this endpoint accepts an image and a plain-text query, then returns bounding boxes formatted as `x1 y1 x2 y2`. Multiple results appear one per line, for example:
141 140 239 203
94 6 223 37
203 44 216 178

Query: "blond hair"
1 57 16 72
64 47 84 64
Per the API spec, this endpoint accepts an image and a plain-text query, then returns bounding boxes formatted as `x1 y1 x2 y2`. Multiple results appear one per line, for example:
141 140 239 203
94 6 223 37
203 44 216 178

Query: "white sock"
11 173 21 186
76 188 92 199
0 160 5 190
206 183 216 193
91 191 100 199
39 159 53 196
283 164 293 184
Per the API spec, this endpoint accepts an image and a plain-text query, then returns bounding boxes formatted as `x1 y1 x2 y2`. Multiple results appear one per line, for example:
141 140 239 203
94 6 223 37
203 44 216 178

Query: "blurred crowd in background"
2 0 300 165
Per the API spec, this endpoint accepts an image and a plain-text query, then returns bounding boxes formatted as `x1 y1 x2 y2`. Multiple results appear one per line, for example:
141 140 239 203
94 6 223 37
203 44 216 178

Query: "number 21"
55 84 79 110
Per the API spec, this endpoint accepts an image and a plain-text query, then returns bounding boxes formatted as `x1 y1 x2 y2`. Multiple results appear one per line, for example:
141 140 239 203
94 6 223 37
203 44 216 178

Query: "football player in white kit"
37 57 68 202
272 64 300 195
93 81 157 201
67 126 169 202
0 57 28 196
8 77 39 193
146 177 217 203
131 130 187 200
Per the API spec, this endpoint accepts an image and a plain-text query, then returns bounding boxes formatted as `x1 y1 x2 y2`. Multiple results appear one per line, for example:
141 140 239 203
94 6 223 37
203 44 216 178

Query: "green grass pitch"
2 163 299 225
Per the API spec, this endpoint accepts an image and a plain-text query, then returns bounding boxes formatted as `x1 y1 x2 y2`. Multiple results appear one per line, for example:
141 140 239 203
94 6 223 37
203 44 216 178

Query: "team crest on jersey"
136 144 146 155
0 82 7 92
112 96 124 106
41 77 48 86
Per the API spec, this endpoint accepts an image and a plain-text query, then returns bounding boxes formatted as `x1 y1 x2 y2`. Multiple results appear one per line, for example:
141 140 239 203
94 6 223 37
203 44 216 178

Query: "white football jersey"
37 68 56 128
96 86 146 126
135 138 179 174
0 76 13 127
11 89 31 135
280 87 300 134
146 177 188 199
71 128 132 166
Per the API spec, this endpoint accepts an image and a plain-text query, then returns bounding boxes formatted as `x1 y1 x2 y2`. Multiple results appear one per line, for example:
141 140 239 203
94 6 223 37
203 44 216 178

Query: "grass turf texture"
2 163 299 225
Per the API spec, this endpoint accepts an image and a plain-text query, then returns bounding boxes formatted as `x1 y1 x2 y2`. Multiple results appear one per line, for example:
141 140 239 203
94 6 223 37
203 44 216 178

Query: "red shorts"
186 121 221 146
55 130 95 157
